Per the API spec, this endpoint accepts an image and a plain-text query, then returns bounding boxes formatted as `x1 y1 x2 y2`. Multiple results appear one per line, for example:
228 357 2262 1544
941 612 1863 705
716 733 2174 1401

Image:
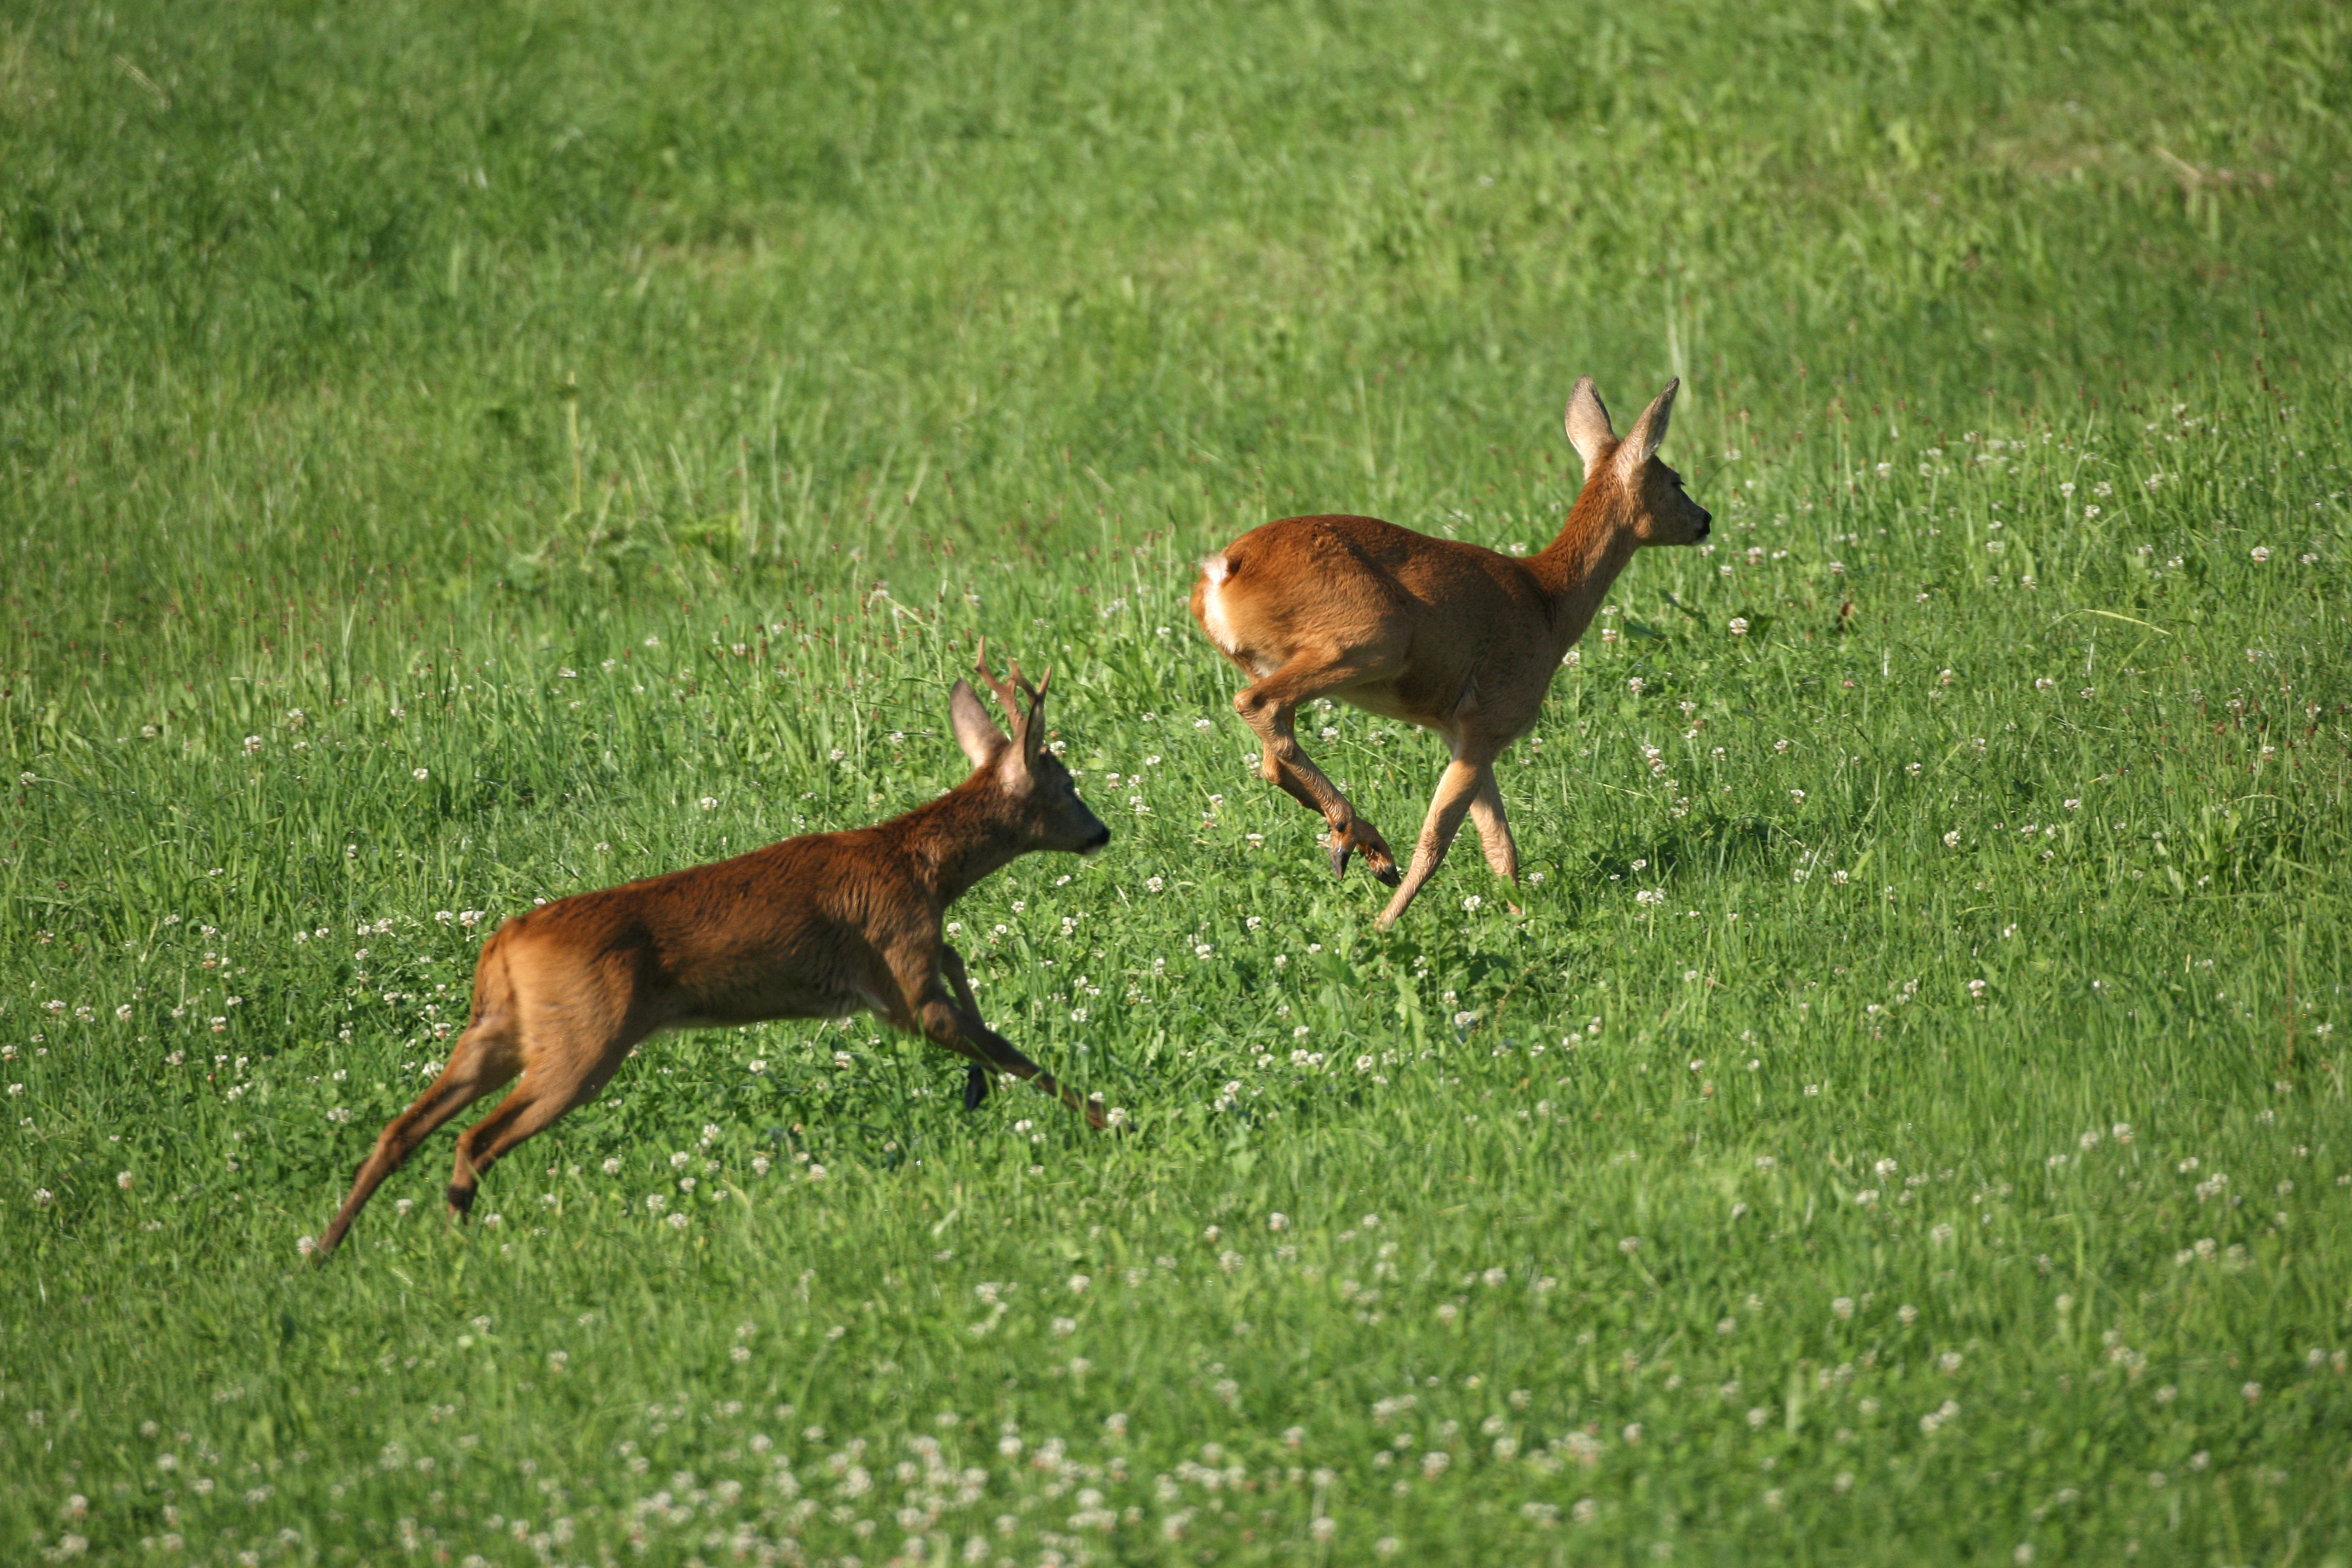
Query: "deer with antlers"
313 649 1108 1258
1191 376 1710 927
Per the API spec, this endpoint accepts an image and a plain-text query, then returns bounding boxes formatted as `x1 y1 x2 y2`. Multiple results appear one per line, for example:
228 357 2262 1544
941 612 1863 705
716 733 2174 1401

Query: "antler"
973 639 1051 759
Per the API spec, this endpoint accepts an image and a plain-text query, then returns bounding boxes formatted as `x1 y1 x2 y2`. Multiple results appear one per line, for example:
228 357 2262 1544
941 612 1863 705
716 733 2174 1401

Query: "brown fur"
1189 377 1710 927
314 650 1109 1258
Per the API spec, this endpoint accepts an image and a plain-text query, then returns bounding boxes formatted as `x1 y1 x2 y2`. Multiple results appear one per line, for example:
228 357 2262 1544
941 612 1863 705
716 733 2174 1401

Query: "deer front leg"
914 989 1106 1129
1233 648 1403 886
1466 765 1523 913
1377 756 1487 929
939 946 993 1110
893 949 1105 1128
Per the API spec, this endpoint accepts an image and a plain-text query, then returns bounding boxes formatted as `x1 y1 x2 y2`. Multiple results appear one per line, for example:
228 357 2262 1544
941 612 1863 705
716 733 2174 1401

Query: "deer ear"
1564 376 1617 475
948 679 1007 768
1613 379 1681 479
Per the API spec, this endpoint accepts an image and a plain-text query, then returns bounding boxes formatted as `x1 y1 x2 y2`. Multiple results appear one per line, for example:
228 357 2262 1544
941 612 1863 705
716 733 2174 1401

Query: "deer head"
1564 376 1711 546
948 643 1112 857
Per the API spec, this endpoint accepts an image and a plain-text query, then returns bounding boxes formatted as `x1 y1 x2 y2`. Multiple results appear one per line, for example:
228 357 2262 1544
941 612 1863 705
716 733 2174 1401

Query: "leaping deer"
315 649 1109 1259
1191 377 1710 927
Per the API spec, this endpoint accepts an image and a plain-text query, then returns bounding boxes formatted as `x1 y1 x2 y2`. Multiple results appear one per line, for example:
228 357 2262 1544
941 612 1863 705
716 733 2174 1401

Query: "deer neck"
892 779 1030 907
1526 486 1642 647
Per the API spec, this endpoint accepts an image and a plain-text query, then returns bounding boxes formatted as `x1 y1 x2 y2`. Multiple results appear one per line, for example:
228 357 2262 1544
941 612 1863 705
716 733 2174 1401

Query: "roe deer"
314 648 1109 1258
1190 377 1710 927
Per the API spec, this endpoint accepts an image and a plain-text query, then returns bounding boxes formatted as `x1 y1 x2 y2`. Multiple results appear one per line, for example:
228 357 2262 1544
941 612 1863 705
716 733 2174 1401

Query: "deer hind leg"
315 1013 518 1257
445 1048 629 1216
446 1000 635 1218
1377 755 1489 929
1232 645 1405 886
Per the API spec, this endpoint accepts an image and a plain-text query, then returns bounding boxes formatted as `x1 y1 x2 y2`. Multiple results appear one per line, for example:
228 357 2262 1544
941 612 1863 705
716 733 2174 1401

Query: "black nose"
1696 511 1713 538
1085 827 1112 852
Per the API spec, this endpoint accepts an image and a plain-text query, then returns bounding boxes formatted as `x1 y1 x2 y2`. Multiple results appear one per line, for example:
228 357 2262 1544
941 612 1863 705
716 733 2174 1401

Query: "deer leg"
446 1047 625 1216
900 987 1105 1129
1376 756 1488 929
885 947 1105 1128
1467 765 1523 912
315 1016 516 1257
1232 647 1403 886
445 995 633 1217
939 947 993 1111
1254 741 1325 814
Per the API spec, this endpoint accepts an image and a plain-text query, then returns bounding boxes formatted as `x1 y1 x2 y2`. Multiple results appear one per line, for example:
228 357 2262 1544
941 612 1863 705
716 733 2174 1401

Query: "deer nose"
1081 826 1112 855
1696 509 1713 538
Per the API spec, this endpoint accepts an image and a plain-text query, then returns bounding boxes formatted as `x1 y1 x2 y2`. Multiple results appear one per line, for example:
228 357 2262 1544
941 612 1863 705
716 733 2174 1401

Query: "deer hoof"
1330 822 1401 884
1334 819 1402 886
444 1183 476 1220
1082 1098 1110 1131
962 1064 991 1111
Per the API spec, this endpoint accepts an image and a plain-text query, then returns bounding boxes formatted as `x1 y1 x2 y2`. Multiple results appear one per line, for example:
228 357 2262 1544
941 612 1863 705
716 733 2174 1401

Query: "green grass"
5 0 2351 1561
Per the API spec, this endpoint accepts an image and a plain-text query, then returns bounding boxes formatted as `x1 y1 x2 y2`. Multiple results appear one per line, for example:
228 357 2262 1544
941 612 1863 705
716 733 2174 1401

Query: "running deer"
1190 376 1710 927
314 650 1110 1258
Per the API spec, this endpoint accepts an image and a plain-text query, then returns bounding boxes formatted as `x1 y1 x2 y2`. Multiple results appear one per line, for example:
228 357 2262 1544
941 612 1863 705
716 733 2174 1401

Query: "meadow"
4 0 2351 1561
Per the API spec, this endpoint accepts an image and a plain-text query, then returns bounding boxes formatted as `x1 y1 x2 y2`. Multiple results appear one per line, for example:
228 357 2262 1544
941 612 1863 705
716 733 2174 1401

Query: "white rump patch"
1198 555 1240 655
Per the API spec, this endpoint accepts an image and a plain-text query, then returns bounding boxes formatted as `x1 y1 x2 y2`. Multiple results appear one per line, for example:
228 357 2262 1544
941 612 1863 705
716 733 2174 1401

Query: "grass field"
6 0 2352 1562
